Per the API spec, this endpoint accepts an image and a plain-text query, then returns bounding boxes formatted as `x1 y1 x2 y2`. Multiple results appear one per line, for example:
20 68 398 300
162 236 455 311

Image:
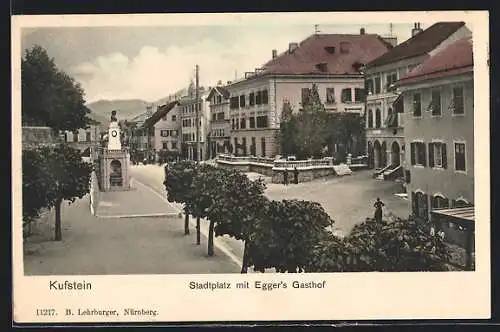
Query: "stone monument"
99 110 131 191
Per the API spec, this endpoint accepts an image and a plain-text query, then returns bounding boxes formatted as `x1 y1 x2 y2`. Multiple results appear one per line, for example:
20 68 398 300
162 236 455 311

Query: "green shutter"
442 143 447 169
410 143 415 165
428 143 434 167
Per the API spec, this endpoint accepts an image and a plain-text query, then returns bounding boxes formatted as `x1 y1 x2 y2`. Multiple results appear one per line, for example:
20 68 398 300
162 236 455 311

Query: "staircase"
373 164 403 180
333 163 353 176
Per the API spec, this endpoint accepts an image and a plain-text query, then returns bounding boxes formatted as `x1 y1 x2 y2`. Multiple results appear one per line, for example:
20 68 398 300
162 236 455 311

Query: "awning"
431 206 475 228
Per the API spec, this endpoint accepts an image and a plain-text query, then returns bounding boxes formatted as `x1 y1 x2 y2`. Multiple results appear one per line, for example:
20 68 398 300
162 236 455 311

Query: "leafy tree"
247 199 334 273
22 149 57 232
202 168 268 270
164 161 197 235
21 45 93 133
38 145 92 241
306 217 451 272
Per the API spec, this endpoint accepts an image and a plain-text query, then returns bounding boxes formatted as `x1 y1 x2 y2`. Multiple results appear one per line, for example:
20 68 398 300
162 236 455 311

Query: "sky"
21 22 434 104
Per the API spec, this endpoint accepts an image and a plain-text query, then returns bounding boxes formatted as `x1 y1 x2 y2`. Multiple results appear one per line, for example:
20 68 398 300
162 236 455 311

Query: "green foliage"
279 84 365 159
21 45 93 133
247 199 334 273
306 217 451 272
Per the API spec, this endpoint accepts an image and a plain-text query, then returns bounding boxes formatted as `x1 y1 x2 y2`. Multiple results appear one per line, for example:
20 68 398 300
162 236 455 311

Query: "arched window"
411 190 429 220
432 194 449 210
454 197 471 208
367 109 373 128
375 109 381 128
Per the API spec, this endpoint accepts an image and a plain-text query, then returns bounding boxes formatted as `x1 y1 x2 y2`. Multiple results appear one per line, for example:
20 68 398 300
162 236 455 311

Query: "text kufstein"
49 280 92 290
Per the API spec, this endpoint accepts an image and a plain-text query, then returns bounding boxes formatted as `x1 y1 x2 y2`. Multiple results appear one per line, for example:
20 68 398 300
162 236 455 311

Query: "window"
240 118 246 129
162 115 168 121
367 109 373 128
231 119 235 130
161 130 169 137
374 77 381 94
251 137 256 155
301 88 311 105
375 109 381 128
261 137 266 157
453 198 471 208
412 93 422 117
212 113 217 121
326 88 335 104
86 132 91 142
386 73 398 90
256 116 268 128
410 142 427 166
249 92 255 106
73 132 78 142
412 191 429 220
256 91 262 105
172 115 177 121
341 88 352 103
217 112 224 120
230 97 239 109
242 137 247 155
249 117 256 129
354 88 364 102
171 141 177 149
262 90 269 104
432 195 449 210
429 90 441 116
217 95 222 104
454 142 466 172
365 79 374 95
428 142 447 168
240 95 246 107
451 86 465 115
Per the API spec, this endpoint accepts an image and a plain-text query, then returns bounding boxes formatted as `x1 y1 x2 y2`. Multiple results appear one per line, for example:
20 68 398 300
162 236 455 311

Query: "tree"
306 217 451 272
21 45 93 133
279 84 331 159
247 199 334 273
203 168 268 270
22 149 57 234
164 161 197 235
39 145 92 241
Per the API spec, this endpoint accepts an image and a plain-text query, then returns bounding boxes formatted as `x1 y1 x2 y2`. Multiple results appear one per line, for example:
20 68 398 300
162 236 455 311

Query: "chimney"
272 49 278 59
360 27 365 35
217 80 222 86
411 22 423 37
288 42 299 53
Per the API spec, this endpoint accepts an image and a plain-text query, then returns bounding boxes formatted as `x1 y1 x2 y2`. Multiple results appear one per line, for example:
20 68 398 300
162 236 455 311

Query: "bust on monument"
110 110 118 123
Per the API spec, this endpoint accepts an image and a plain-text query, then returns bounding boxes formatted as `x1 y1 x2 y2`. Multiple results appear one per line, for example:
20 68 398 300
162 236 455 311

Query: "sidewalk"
24 194 241 275
95 179 179 218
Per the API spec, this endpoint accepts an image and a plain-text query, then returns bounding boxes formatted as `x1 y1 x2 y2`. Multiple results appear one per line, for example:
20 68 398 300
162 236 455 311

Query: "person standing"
293 167 299 184
373 197 385 223
283 168 289 186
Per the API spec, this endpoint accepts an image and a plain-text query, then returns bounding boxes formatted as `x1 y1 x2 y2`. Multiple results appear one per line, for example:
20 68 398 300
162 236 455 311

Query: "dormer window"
324 46 336 54
316 62 328 72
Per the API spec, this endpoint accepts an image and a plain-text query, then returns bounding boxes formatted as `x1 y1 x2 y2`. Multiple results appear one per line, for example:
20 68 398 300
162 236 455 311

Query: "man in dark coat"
374 197 385 223
293 167 299 184
283 168 289 186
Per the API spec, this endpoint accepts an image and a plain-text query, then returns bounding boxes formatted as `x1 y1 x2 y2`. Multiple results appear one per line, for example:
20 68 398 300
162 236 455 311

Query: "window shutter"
428 143 434 167
451 199 457 208
441 143 447 169
410 143 415 165
411 192 417 215
421 143 427 167
423 194 429 220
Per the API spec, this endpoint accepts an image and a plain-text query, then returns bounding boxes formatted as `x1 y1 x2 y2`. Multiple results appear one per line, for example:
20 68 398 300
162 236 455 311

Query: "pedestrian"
373 197 385 223
293 167 299 184
283 168 289 186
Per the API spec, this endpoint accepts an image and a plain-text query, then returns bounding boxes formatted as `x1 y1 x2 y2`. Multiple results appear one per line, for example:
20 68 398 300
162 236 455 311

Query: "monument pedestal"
98 120 131 191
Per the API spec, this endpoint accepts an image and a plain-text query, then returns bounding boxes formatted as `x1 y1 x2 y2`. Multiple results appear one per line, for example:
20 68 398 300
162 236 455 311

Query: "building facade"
226 31 393 158
62 123 102 154
396 36 474 229
364 21 471 178
179 87 210 161
206 85 231 159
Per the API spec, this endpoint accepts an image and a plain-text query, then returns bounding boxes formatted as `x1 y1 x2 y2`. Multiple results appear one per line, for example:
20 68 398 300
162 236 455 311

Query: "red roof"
366 22 466 68
396 36 473 86
253 33 392 77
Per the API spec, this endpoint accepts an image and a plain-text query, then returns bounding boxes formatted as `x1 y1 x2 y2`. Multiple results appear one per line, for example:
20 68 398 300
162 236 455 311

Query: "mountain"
86 99 151 123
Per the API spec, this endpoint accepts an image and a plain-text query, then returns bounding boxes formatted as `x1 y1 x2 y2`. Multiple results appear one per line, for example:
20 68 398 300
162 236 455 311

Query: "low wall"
216 154 340 183
90 171 100 215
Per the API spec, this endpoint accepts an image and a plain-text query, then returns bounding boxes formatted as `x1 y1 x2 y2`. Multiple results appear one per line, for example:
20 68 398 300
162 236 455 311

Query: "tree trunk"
184 210 190 235
207 220 215 256
54 199 62 241
196 217 201 245
241 241 249 273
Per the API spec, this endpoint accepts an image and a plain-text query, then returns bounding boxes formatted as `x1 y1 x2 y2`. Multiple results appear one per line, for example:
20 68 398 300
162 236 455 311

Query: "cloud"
70 29 311 103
